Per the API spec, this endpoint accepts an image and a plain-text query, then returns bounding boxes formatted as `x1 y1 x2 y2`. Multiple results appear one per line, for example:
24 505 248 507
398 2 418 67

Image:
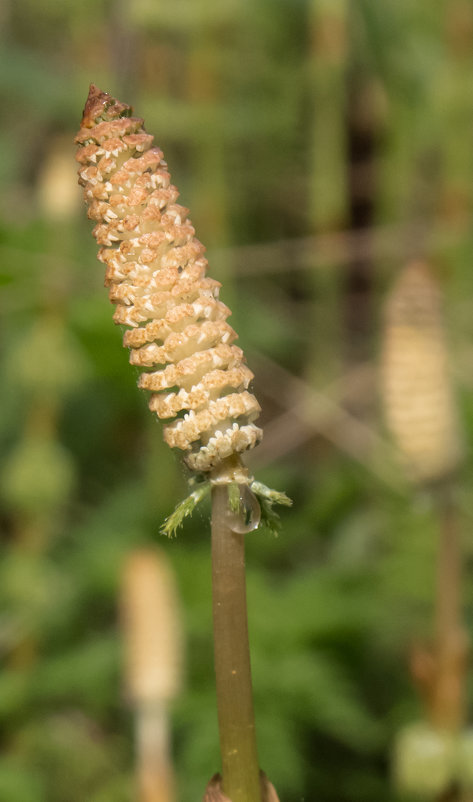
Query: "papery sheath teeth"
76 84 262 472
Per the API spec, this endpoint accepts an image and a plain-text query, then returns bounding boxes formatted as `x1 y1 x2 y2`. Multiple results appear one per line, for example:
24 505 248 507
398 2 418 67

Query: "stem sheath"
211 484 262 802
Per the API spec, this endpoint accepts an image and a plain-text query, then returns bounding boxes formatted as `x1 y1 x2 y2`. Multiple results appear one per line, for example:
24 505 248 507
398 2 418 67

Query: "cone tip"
81 84 113 128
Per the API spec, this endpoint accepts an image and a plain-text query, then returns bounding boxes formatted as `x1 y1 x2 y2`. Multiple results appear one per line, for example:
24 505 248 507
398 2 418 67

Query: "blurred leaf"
0 757 45 802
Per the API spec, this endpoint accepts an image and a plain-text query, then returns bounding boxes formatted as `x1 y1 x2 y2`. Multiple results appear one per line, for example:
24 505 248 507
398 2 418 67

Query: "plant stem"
211 484 262 802
432 484 467 732
136 704 175 802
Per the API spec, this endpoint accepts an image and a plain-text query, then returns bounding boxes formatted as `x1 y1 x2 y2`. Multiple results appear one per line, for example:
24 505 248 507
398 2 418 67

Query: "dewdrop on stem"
226 484 261 534
209 454 261 533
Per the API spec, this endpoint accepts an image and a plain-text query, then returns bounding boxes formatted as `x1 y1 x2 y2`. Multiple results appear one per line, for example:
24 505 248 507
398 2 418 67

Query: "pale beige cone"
121 549 182 704
381 261 462 484
75 85 262 474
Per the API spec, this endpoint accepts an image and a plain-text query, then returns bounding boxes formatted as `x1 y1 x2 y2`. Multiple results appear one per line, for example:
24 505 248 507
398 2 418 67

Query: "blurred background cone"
381 260 463 486
121 549 183 802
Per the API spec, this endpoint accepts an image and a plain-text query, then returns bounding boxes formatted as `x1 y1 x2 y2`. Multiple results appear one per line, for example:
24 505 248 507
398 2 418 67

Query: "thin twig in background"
251 351 403 491
1 215 468 303
208 217 469 276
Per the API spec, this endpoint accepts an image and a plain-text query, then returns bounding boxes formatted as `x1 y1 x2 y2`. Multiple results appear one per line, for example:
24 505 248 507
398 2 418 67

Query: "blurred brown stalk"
121 549 183 802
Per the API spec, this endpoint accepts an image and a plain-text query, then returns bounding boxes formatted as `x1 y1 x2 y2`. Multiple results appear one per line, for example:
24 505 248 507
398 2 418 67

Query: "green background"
1 1 473 800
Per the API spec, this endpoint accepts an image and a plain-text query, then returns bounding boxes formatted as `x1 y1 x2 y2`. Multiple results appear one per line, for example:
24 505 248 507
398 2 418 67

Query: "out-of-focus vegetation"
2 1 473 800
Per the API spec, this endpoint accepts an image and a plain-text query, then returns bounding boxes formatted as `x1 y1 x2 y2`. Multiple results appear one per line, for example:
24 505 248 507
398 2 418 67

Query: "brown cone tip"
80 83 133 128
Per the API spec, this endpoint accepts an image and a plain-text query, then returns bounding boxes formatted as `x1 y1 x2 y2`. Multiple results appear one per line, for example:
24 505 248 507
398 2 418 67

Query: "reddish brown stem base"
203 772 280 802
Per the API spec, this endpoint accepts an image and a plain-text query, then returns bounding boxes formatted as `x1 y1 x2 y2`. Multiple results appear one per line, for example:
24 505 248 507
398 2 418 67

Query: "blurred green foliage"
1 1 473 800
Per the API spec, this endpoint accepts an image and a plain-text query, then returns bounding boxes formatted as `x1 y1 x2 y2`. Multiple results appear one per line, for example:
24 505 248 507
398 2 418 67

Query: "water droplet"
226 484 261 534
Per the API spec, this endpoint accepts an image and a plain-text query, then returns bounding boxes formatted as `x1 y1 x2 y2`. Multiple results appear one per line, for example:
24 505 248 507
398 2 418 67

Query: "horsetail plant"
75 85 289 802
381 262 470 797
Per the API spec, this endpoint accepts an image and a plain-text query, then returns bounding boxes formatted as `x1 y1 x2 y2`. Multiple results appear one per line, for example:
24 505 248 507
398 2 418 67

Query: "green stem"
211 484 261 802
432 484 467 732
